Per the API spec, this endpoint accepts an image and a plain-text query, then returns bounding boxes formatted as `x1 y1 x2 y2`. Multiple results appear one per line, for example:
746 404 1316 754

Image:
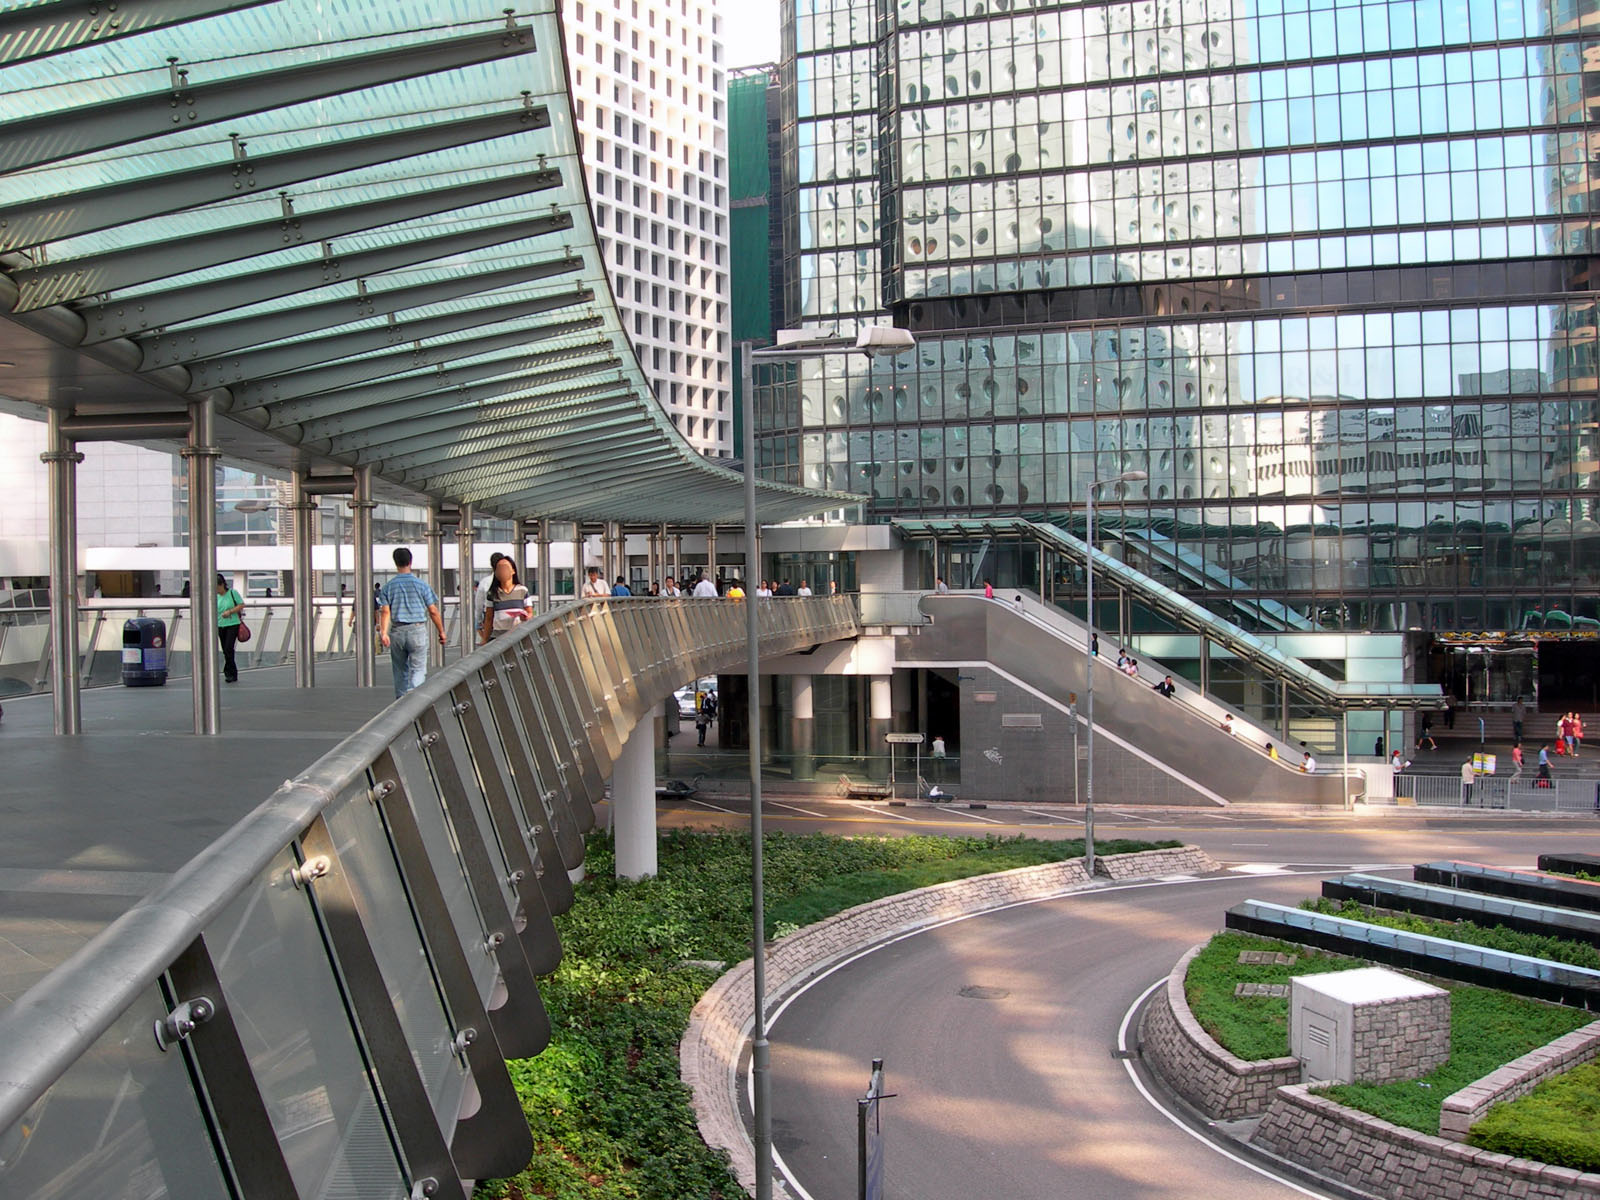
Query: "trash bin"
122 617 168 686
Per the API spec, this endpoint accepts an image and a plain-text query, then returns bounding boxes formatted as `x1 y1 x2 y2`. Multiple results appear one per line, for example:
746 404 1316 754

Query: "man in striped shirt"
377 547 447 698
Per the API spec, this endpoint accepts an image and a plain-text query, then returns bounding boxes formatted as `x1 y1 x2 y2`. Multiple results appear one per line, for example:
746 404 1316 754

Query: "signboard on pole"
884 733 925 744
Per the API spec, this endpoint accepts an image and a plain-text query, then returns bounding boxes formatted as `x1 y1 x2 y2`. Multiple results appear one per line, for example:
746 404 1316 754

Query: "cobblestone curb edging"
1252 1083 1600 1199
1439 1019 1600 1140
680 845 1220 1198
1139 942 1303 1120
1095 846 1214 881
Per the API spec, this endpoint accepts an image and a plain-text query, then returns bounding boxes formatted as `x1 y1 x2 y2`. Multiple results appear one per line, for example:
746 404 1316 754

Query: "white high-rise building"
564 0 733 457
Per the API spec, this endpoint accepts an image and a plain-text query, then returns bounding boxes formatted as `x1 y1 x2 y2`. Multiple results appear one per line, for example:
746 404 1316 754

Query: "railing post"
41 409 84 735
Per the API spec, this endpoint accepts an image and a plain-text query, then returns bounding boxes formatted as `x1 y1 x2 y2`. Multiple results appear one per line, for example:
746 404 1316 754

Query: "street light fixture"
739 326 914 1200
1083 468 1147 878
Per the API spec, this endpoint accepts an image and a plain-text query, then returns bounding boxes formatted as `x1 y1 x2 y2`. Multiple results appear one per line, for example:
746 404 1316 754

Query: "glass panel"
0 981 229 1199
206 847 406 1198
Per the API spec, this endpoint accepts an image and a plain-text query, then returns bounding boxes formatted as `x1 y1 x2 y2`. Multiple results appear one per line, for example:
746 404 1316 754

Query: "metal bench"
836 772 893 799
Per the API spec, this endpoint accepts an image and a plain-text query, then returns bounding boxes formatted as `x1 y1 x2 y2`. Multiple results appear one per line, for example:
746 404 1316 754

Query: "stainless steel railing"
0 595 859 1199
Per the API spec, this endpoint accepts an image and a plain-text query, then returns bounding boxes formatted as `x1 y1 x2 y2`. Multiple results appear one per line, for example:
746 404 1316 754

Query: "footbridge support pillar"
613 703 660 879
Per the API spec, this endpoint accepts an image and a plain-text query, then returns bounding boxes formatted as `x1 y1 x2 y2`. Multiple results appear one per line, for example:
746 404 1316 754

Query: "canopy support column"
185 397 221 733
292 472 317 689
351 466 375 688
456 503 475 660
42 410 84 736
426 510 449 668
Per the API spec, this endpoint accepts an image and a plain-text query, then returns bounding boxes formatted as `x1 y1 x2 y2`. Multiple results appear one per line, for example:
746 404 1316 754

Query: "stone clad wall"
1140 943 1303 1120
1348 988 1451 1083
1252 1084 1600 1200
681 846 1220 1198
1439 1019 1600 1140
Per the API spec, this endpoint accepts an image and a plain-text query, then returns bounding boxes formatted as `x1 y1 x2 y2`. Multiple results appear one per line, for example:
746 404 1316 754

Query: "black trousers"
219 624 240 681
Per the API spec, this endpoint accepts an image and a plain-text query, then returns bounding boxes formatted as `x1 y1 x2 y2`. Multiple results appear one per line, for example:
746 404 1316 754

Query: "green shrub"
1469 1059 1600 1171
1301 897 1600 971
477 830 1175 1200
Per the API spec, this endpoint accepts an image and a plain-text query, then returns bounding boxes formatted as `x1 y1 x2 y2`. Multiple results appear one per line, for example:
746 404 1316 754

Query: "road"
633 795 1599 1200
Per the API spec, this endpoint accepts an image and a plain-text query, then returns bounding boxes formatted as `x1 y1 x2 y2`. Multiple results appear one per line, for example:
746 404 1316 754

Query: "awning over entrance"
0 0 856 524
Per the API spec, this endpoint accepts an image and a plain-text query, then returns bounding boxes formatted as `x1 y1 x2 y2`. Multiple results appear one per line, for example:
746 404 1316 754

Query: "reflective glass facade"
767 0 1600 630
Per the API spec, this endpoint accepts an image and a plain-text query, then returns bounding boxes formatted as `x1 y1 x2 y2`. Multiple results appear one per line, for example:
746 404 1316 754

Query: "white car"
675 678 717 716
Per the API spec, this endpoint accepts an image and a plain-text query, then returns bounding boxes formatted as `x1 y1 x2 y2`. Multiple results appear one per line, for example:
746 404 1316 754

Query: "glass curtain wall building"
767 0 1600 653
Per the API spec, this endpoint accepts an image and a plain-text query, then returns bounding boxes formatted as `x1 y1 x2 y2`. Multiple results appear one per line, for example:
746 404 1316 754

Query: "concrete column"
425 511 447 668
351 467 376 688
868 675 892 780
613 704 659 879
42 409 84 735
457 503 475 660
292 472 316 688
891 668 913 732
185 399 221 733
790 675 815 780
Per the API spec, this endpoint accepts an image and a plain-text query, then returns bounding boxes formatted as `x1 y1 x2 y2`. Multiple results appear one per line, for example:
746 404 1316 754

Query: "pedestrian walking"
797 580 813 596
692 572 718 598
1301 751 1317 773
1220 714 1235 736
1153 675 1176 698
695 705 710 746
1460 758 1476 806
1512 697 1526 743
1416 713 1437 751
1575 713 1585 758
378 547 447 698
1539 743 1552 771
581 566 610 598
478 557 531 643
1562 712 1577 758
1510 742 1524 781
983 579 994 599
935 576 949 593
215 573 245 684
611 576 631 597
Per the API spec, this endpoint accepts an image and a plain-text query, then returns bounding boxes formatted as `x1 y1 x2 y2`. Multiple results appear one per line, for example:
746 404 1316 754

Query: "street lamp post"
1083 468 1146 877
740 326 914 1200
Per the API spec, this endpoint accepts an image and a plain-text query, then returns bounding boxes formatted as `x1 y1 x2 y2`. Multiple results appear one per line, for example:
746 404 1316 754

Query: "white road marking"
689 797 739 814
840 799 915 821
1117 981 1339 1199
1024 808 1083 824
1228 863 1290 875
768 801 829 818
1108 809 1163 822
942 807 1004 824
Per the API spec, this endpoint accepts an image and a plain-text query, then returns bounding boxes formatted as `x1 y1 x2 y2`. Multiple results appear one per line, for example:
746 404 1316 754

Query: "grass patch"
1182 931 1369 1061
1301 897 1600 971
1319 987 1590 1135
1470 1057 1600 1171
477 830 1175 1200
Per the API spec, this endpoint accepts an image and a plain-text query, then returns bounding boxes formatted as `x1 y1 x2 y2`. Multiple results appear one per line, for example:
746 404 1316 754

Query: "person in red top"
1511 742 1524 780
1561 713 1577 758
983 579 994 599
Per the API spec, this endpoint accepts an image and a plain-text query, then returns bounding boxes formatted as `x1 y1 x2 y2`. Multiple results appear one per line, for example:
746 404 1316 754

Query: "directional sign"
885 733 925 744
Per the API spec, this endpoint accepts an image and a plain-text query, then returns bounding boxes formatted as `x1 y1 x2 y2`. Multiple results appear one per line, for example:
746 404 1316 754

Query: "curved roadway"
736 812 1591 1200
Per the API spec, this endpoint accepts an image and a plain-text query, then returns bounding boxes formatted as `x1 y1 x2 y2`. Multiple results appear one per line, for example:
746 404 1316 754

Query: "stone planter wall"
1439 1019 1600 1140
1139 942 1303 1120
1252 1084 1600 1200
681 845 1219 1198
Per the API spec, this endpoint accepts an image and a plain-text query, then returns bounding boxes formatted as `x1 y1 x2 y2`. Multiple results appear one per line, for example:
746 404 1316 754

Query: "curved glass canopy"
0 0 858 524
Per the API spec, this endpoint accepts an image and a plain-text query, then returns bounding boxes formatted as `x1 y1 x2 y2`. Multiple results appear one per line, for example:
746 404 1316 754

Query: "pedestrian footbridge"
0 596 857 1199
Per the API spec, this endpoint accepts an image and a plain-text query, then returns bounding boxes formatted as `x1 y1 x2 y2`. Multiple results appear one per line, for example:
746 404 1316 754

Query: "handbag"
236 621 252 644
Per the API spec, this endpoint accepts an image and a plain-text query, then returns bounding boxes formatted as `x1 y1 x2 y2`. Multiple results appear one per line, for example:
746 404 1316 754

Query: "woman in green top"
215 573 245 683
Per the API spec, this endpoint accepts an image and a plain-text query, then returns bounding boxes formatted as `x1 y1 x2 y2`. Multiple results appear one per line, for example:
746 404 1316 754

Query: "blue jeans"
390 623 430 697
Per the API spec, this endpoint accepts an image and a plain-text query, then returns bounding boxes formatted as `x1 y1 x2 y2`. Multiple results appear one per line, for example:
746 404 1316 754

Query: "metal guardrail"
1394 771 1600 813
0 599 467 696
0 595 860 1199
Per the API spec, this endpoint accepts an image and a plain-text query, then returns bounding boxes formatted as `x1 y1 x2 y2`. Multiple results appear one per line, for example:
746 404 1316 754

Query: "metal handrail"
0 595 860 1187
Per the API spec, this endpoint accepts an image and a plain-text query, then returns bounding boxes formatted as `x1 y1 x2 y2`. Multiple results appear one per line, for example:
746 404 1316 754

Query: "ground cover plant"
1181 932 1591 1137
1469 1057 1600 1172
1318 987 1590 1135
1301 896 1600 971
477 829 1176 1200
1182 931 1369 1061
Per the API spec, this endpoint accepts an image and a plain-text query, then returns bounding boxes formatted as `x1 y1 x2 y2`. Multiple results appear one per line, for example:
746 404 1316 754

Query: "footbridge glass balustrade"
0 595 859 1199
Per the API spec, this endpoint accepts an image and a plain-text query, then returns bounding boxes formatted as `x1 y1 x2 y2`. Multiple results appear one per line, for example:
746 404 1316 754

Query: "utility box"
1289 967 1449 1085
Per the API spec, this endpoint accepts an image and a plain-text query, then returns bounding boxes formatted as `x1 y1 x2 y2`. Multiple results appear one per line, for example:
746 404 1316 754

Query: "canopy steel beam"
315 371 627 456
243 315 601 412
254 319 604 427
1 25 534 174
418 440 668 494
300 343 615 442
187 286 594 389
2 103 550 253
91 211 573 343
17 169 563 314
479 460 701 513
370 394 638 470
0 0 277 67
416 427 674 491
